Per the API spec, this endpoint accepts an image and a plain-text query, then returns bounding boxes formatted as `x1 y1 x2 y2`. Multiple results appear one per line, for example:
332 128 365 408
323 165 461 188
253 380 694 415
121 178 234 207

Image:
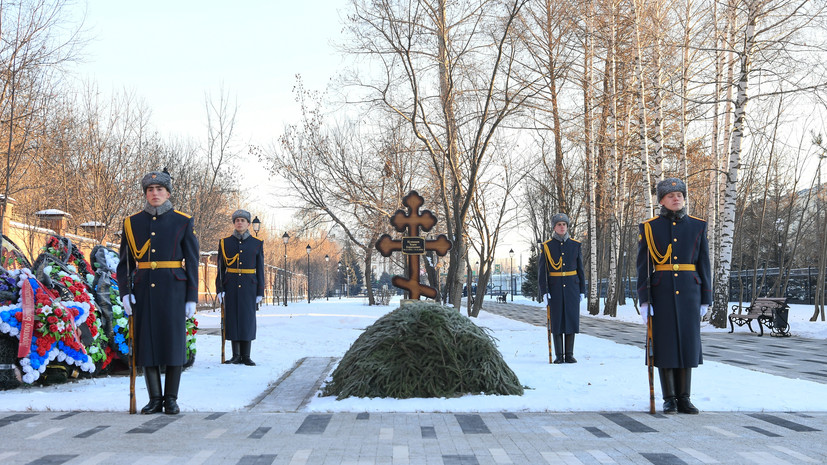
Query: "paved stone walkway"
2 301 826 465
480 301 827 384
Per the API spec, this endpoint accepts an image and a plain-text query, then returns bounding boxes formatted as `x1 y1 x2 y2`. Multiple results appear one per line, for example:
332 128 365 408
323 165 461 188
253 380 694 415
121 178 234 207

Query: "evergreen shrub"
322 300 523 399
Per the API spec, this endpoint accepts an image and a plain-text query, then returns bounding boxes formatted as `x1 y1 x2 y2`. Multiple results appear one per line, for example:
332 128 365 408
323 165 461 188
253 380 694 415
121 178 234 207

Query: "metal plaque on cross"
375 190 452 300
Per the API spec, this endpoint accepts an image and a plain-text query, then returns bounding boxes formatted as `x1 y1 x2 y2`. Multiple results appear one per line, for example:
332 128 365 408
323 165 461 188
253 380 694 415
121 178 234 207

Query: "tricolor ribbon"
18 278 35 358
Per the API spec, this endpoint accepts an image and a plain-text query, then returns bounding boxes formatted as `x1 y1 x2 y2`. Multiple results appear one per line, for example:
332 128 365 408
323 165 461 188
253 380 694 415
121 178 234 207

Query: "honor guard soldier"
117 169 200 414
538 213 586 363
637 178 712 414
216 209 264 366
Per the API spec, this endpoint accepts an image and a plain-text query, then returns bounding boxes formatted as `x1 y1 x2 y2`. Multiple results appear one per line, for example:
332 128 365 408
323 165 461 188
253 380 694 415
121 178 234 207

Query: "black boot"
658 368 677 414
552 334 564 364
226 341 241 364
564 334 577 363
141 366 163 414
676 368 700 414
163 365 182 415
240 341 256 366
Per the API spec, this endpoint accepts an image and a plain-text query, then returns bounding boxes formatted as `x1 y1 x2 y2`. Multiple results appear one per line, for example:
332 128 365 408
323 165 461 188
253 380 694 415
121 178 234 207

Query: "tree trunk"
712 3 757 327
584 0 599 316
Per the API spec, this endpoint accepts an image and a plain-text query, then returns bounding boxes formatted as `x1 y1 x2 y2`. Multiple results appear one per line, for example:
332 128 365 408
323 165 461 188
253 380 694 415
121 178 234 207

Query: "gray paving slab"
0 410 825 464
480 300 827 384
3 301 827 465
249 357 337 413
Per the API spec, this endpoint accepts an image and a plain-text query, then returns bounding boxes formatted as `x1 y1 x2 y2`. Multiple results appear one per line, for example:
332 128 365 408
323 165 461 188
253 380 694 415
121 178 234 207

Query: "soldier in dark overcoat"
636 178 711 415
116 169 200 415
538 213 586 363
216 209 264 366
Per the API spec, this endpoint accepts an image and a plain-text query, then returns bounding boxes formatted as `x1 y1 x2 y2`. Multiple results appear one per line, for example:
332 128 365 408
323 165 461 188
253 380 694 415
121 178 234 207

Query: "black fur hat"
141 168 172 193
656 178 686 202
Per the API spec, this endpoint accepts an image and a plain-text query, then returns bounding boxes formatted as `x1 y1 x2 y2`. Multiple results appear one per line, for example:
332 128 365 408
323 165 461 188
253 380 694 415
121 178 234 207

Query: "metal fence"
590 267 827 304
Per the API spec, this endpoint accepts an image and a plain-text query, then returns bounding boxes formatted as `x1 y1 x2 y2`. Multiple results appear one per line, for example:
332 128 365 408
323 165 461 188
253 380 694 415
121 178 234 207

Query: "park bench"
729 297 791 337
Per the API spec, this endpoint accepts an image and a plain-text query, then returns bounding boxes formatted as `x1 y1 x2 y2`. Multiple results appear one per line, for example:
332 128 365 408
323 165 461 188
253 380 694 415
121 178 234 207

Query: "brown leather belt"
227 267 256 274
137 260 183 270
548 271 577 277
654 264 696 272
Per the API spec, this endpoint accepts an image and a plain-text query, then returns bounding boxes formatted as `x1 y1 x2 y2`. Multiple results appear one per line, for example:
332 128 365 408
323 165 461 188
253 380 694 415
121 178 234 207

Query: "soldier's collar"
232 230 251 240
143 200 173 216
659 205 687 220
552 232 570 243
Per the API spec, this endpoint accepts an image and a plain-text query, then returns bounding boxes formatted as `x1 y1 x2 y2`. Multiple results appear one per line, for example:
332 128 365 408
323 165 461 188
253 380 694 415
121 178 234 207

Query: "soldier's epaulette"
252 236 263 243
174 210 192 218
641 216 658 224
689 215 706 223
569 238 581 244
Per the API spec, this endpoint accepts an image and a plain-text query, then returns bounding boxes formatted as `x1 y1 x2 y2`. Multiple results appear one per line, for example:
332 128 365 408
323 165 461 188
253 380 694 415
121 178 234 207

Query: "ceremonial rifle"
126 248 136 414
645 238 655 414
219 254 226 364
129 313 136 414
546 301 553 364
541 242 553 364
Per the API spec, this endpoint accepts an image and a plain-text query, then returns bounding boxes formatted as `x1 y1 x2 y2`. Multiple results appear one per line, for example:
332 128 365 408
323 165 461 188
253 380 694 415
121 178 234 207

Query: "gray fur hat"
141 169 172 193
551 213 570 226
231 209 252 223
656 177 687 202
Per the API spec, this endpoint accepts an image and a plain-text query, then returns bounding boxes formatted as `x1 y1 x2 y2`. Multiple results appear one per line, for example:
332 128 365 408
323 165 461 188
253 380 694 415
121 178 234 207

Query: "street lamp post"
509 248 514 301
282 232 289 306
337 261 342 299
251 216 261 236
306 244 311 304
324 254 330 300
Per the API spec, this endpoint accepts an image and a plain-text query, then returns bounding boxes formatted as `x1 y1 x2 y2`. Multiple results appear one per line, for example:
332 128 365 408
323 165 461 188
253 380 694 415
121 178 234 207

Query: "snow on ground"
1 295 825 413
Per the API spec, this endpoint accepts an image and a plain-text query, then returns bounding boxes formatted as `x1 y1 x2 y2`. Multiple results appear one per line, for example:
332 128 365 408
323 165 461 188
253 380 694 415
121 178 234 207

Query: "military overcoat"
538 237 586 334
116 209 200 367
216 234 264 341
636 213 712 368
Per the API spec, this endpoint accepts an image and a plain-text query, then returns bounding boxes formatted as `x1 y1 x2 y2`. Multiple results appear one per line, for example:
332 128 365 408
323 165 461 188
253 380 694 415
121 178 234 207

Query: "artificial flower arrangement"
39 237 109 369
90 246 130 362
0 268 95 384
185 316 198 367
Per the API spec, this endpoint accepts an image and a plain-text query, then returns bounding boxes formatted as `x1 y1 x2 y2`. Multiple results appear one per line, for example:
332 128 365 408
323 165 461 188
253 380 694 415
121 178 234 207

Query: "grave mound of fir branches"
322 300 523 400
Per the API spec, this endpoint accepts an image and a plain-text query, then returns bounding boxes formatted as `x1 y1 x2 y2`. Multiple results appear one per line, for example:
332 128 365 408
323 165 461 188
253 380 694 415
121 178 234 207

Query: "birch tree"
711 0 827 327
341 0 534 308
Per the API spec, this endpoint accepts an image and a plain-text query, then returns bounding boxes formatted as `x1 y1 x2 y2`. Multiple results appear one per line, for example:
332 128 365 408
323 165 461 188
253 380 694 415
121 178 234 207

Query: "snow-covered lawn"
1 296 824 413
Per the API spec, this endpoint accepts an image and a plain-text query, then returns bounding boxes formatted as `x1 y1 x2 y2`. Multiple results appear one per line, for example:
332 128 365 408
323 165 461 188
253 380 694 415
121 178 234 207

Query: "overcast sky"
71 0 346 144
64 0 539 258
66 0 348 230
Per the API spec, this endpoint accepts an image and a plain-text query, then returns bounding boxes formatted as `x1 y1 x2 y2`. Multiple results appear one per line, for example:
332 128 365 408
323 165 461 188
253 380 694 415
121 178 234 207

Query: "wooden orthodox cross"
375 191 452 300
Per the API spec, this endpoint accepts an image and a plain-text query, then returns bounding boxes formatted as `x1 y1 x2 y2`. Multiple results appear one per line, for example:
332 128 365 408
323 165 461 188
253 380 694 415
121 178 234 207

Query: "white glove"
255 296 263 304
700 304 709 319
185 301 196 319
640 303 651 324
216 292 224 304
121 294 136 316
540 293 551 305
580 294 585 302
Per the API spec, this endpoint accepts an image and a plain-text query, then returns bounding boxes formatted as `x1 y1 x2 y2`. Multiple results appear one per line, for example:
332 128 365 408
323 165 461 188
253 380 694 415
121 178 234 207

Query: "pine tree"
522 251 539 300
